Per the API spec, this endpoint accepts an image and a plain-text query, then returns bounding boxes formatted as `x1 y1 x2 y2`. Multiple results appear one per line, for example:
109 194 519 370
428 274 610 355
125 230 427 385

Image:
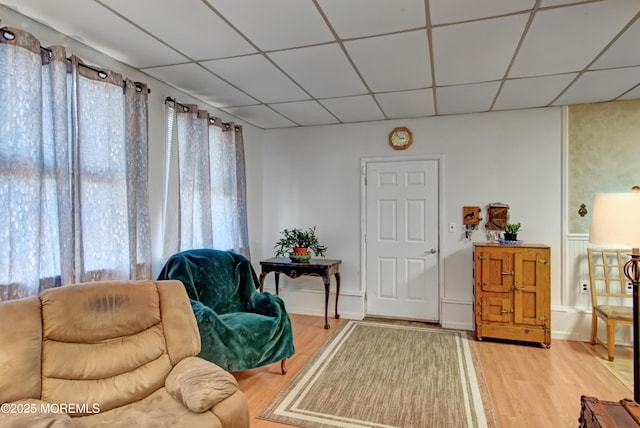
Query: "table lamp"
589 192 640 403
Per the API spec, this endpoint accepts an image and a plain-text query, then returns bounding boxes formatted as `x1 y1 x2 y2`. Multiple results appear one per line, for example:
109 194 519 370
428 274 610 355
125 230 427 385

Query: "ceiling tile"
493 74 577 110
345 30 431 92
433 15 528 85
223 105 297 129
436 81 501 115
375 89 435 119
204 0 333 50
318 0 425 39
540 0 590 6
0 0 187 67
268 44 367 98
510 0 640 77
201 55 309 103
320 96 385 122
143 63 257 107
620 85 640 100
429 0 535 25
592 18 640 69
553 67 640 105
269 101 339 126
101 0 255 60
2 0 640 129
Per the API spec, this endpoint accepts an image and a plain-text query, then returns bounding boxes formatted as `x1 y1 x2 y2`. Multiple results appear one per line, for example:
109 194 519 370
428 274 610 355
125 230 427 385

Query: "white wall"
259 108 564 329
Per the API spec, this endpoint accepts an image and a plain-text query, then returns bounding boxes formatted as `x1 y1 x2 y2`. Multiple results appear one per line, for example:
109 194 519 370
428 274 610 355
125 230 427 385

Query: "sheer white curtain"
209 120 250 257
0 27 151 300
163 101 250 260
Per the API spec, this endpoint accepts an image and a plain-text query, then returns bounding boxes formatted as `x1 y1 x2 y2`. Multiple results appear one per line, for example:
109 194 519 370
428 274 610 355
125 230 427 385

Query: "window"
0 28 151 300
163 100 250 260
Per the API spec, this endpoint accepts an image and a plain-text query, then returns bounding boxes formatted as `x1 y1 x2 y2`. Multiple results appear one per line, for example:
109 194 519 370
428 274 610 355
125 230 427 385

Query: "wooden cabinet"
473 243 551 347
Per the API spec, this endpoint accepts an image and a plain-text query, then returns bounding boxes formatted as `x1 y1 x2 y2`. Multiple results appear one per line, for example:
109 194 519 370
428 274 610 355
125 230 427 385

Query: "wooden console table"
259 258 341 329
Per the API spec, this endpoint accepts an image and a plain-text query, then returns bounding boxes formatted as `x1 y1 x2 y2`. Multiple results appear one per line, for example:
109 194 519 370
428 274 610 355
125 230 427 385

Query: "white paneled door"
365 159 439 321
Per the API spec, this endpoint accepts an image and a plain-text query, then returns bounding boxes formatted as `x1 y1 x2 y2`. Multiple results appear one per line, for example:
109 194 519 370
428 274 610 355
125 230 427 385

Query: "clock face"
389 127 412 150
392 131 409 146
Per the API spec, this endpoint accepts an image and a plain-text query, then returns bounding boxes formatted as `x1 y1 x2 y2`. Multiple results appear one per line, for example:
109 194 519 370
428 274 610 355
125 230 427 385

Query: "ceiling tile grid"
0 0 638 129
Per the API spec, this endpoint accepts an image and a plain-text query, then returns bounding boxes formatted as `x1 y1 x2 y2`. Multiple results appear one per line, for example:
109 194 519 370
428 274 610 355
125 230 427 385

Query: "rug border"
258 319 499 428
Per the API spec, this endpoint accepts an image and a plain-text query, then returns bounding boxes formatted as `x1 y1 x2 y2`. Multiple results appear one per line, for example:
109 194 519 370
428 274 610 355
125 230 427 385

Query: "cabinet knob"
501 270 514 275
511 285 525 291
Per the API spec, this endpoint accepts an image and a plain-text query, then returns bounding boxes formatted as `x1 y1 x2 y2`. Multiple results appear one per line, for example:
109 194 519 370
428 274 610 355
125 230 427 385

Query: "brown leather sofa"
0 280 250 427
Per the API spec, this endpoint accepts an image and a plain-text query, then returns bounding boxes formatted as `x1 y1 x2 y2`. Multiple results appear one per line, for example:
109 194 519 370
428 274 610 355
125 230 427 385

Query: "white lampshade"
589 193 640 247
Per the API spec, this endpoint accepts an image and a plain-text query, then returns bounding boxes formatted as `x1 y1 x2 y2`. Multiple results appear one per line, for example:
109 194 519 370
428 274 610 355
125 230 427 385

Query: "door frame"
360 154 445 319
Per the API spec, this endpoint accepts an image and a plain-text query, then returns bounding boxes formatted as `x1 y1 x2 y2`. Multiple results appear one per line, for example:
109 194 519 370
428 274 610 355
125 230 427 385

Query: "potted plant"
503 222 522 241
274 226 327 262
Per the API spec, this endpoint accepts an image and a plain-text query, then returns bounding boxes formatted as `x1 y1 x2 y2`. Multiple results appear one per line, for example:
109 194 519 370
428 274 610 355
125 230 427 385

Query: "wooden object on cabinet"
473 242 551 348
579 395 640 427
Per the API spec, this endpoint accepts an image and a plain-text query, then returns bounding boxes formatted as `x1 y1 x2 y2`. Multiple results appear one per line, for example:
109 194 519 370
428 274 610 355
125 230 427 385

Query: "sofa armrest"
165 356 239 413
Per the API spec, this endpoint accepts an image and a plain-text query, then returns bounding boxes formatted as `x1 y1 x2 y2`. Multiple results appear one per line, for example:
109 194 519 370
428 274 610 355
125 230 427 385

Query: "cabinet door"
512 250 549 326
478 249 514 293
480 294 512 322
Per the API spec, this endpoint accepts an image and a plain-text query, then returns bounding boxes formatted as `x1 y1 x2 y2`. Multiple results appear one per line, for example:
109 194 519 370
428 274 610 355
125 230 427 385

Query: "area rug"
258 320 498 428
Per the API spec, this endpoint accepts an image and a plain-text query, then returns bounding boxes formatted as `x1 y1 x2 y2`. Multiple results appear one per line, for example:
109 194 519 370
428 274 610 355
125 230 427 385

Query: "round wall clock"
389 127 413 150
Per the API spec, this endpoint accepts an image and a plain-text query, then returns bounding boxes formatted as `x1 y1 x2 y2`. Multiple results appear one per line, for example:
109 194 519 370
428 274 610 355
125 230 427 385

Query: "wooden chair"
588 248 633 361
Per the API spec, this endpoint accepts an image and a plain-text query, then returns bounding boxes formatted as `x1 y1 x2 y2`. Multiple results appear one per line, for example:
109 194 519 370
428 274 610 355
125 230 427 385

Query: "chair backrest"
0 280 200 414
588 248 633 308
158 249 259 314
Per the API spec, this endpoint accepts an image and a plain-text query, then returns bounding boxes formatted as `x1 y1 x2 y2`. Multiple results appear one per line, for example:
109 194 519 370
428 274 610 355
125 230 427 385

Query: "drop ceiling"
1 0 639 129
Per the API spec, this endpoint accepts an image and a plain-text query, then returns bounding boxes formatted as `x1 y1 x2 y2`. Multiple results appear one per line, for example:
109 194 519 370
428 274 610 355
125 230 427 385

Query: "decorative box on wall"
473 242 551 348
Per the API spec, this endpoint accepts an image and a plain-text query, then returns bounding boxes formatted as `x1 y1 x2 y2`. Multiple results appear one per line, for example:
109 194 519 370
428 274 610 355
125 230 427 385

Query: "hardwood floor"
233 314 632 427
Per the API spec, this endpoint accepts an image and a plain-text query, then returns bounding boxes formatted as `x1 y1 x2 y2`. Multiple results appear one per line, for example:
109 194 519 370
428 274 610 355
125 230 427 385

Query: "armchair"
158 249 295 374
0 280 250 427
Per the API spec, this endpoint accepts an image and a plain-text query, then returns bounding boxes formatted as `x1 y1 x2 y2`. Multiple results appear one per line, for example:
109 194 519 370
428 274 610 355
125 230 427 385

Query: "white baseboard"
441 298 474 331
266 288 631 345
263 286 365 322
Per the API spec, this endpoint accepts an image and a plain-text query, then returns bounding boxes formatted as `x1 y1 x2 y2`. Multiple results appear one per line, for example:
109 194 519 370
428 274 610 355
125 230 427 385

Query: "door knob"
425 248 437 255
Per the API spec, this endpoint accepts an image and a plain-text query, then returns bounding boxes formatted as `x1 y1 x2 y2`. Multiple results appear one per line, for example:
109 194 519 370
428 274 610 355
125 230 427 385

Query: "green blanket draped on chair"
158 249 295 372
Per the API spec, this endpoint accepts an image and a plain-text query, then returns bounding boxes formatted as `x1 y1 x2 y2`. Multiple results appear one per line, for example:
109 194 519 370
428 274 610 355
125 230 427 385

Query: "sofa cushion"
0 296 42 404
72 387 223 428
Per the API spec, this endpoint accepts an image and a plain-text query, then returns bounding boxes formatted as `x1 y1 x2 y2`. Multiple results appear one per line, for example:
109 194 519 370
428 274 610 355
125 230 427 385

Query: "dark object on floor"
579 395 640 427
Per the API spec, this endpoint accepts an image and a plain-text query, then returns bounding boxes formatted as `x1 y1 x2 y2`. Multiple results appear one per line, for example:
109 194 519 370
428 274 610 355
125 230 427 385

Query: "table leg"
274 272 280 295
334 272 341 319
323 275 330 329
259 272 267 292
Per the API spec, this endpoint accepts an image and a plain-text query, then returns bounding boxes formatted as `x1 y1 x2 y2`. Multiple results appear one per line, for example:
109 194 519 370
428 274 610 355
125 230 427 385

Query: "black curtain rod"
165 97 239 130
1 26 148 93
77 60 150 94
165 96 189 110
38 45 150 94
